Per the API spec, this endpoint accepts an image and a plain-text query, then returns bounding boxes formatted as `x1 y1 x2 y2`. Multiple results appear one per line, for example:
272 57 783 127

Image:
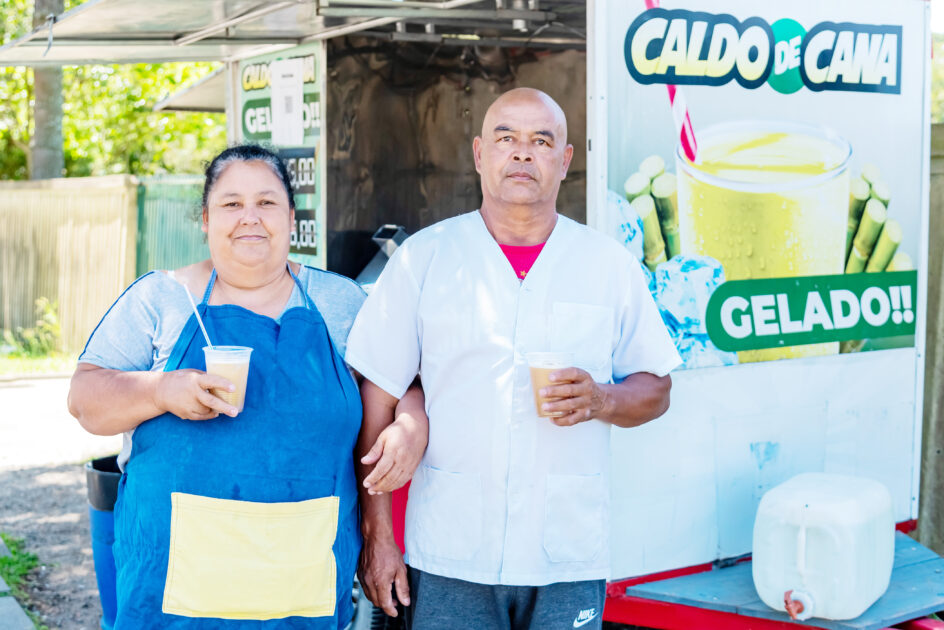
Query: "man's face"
473 92 574 211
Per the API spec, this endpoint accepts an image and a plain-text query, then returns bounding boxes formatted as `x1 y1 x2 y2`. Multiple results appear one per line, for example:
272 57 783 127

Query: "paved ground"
0 376 122 470
0 376 122 629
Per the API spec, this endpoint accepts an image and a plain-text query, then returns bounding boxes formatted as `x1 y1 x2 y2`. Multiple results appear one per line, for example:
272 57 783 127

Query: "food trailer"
589 2 942 628
2 1 943 628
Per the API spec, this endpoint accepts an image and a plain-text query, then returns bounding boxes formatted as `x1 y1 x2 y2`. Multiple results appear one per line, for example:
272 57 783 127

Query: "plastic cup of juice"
526 352 575 417
202 346 253 413
676 121 851 362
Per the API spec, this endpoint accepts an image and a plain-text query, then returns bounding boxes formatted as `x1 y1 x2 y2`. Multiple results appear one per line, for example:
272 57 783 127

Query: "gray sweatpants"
403 566 605 630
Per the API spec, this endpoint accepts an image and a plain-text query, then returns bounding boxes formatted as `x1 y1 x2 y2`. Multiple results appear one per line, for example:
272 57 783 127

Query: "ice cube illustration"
676 334 738 369
654 255 726 337
605 189 644 260
659 310 684 345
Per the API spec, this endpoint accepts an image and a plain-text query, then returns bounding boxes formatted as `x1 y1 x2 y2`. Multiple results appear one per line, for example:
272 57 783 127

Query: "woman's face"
202 161 294 274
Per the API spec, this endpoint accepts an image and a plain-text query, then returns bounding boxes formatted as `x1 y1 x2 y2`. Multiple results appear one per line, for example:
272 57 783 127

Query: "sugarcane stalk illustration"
633 194 667 271
623 172 650 202
651 172 680 260
847 175 870 260
865 219 902 273
846 199 887 274
638 154 665 181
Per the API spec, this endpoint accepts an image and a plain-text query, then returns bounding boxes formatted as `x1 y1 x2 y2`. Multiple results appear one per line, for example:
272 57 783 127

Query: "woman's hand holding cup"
154 369 239 420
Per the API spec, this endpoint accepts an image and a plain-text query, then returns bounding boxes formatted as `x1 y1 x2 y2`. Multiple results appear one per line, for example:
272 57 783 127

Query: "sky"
934 0 944 33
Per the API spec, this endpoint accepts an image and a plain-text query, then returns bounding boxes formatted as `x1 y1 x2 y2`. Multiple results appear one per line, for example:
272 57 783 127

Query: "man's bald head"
472 87 574 221
481 88 568 146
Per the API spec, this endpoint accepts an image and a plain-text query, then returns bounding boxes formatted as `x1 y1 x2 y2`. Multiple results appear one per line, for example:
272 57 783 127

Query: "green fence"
0 175 138 353
136 176 207 276
0 175 205 352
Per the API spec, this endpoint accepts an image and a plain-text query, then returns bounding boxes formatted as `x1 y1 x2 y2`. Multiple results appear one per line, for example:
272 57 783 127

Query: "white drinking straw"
182 284 213 349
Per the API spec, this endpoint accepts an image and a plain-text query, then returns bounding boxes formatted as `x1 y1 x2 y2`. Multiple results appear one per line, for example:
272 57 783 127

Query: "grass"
0 533 48 629
0 355 76 377
0 533 37 599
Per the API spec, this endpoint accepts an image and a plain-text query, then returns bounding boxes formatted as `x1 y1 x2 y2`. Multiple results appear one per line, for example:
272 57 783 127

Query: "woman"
69 145 425 629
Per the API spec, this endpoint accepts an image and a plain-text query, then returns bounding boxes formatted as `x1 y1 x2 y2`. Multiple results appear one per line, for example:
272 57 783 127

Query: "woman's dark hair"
202 144 296 210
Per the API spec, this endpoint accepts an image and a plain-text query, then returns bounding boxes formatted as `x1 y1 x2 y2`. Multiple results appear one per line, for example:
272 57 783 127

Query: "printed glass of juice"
203 346 253 413
676 121 850 363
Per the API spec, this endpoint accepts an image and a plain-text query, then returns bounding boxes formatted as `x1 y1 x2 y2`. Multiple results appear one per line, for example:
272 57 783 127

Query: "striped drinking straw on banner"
644 0 698 163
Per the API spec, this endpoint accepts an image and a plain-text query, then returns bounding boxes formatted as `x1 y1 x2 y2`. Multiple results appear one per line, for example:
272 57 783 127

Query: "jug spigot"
784 589 814 621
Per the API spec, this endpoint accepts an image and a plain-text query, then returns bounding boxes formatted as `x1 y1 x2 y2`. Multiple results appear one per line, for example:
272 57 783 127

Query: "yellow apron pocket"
162 492 339 620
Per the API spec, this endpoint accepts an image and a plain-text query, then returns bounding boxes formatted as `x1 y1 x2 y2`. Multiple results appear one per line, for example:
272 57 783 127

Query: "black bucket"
85 455 121 630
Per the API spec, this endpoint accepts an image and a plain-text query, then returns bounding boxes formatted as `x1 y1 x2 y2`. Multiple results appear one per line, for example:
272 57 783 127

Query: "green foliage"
2 297 61 357
61 63 228 176
0 354 77 376
934 34 944 124
0 533 48 630
0 0 34 178
0 533 38 599
0 0 227 179
0 64 30 179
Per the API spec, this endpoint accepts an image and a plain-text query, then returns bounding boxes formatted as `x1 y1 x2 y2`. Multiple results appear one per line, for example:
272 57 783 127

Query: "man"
346 88 681 630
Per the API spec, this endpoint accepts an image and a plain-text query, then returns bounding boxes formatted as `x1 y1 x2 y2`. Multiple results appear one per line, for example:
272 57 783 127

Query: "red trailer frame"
600 521 944 630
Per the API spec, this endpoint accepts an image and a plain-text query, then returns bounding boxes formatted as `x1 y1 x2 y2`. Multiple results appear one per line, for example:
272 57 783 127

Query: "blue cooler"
85 455 121 630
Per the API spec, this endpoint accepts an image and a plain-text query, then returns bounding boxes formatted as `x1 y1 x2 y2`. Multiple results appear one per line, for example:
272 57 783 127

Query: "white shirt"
346 211 681 585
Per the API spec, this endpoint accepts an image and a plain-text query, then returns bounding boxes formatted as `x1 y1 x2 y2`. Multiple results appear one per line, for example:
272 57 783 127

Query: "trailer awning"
0 0 311 66
153 68 225 112
0 0 585 67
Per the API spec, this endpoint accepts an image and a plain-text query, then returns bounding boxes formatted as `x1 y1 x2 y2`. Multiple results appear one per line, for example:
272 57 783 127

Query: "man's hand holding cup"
526 352 608 426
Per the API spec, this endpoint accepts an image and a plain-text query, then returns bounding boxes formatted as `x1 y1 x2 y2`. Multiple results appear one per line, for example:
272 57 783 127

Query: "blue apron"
112 268 362 629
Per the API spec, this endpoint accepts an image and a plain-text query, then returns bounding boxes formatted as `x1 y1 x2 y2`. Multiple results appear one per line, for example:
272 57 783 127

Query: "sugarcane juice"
677 124 850 363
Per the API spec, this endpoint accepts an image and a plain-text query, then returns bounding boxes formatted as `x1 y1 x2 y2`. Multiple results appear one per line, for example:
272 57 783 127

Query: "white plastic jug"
752 472 894 621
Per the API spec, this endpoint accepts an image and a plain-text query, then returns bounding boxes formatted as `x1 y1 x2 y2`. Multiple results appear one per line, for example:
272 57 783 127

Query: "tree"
0 0 36 179
934 34 944 124
30 0 64 179
60 64 227 176
0 0 227 180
